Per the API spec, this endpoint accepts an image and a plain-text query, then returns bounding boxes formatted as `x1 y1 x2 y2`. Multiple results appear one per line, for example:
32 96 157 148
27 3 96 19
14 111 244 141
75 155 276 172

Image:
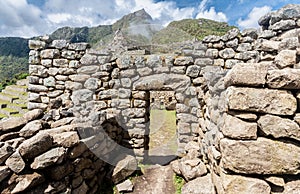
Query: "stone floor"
130 165 176 194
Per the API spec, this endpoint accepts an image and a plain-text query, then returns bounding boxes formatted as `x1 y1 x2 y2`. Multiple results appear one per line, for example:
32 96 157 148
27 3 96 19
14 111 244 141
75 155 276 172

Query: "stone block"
84 78 99 90
222 114 257 139
68 42 89 51
29 65 48 77
44 76 56 87
258 114 300 141
69 74 90 82
194 58 213 66
224 63 268 87
181 173 215 194
274 50 297 68
31 147 65 169
283 180 300 194
41 59 52 67
40 49 60 59
51 40 67 49
186 65 200 78
19 120 43 138
53 132 80 148
19 132 53 159
11 172 44 193
220 137 300 174
219 48 235 59
255 39 280 52
220 172 271 194
5 151 25 173
116 56 132 69
62 50 76 59
174 56 193 66
270 19 296 31
227 86 297 115
29 40 46 50
53 59 69 68
267 68 300 89
111 154 137 183
77 66 99 74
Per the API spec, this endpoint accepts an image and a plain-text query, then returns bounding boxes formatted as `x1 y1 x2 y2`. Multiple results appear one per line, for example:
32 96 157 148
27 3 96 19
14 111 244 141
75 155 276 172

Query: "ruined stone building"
0 4 300 194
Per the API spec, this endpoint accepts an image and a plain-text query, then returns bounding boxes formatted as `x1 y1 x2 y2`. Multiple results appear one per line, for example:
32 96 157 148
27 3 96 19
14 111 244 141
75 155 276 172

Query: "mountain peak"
133 9 152 20
112 9 153 31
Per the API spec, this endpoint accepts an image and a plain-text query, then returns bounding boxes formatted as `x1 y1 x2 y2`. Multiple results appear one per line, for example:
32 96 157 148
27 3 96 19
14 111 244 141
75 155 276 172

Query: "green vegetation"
49 9 236 50
0 113 7 119
167 18 236 41
88 25 113 46
50 26 89 43
0 37 29 57
173 174 186 194
0 37 29 90
149 109 177 151
152 27 194 44
0 71 29 91
50 25 114 47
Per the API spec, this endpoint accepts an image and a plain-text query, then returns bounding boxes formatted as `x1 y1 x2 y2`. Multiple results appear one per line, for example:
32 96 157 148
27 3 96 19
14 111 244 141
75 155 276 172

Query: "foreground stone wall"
0 3 300 194
0 109 112 193
181 4 300 194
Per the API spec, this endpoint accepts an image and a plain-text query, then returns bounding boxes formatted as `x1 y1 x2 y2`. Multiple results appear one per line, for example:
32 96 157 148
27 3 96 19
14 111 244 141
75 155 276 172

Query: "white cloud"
195 0 228 22
237 6 272 29
0 0 44 37
0 0 224 38
196 7 228 22
42 0 196 36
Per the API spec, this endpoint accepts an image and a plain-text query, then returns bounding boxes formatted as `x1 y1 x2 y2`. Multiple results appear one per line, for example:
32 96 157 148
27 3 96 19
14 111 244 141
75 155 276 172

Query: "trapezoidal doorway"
146 91 177 165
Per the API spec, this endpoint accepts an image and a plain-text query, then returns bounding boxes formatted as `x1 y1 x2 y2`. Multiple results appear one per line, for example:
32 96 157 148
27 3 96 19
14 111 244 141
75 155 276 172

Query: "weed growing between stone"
173 174 185 194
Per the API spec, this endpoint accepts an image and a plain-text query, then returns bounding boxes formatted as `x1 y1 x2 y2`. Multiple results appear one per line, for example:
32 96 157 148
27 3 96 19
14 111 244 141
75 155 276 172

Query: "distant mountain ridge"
0 37 29 57
50 9 154 46
0 9 236 83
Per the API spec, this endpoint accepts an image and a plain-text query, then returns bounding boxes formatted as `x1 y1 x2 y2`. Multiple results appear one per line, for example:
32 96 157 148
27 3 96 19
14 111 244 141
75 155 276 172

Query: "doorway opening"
146 91 177 164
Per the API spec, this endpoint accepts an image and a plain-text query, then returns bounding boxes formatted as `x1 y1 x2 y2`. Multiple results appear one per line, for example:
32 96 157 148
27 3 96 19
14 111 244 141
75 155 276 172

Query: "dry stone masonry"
0 3 299 194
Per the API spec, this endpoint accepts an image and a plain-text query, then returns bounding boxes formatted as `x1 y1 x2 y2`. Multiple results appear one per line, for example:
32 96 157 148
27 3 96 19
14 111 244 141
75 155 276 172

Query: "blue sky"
0 0 299 37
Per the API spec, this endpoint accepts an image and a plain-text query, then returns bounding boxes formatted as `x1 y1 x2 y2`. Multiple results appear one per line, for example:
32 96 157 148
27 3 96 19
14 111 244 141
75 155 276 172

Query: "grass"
8 103 27 108
2 107 18 113
0 113 7 119
149 109 177 151
137 163 151 174
11 113 23 117
173 174 186 194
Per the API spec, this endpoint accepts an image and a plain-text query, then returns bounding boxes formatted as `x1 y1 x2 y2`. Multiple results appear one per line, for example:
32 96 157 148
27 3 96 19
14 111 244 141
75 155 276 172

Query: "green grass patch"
149 109 177 150
4 89 27 96
2 107 19 114
8 103 27 108
137 163 152 174
11 113 23 117
173 174 186 194
0 113 7 119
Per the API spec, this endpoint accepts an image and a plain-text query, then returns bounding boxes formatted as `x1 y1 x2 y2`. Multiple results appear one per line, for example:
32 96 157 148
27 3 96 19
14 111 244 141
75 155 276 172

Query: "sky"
0 0 299 38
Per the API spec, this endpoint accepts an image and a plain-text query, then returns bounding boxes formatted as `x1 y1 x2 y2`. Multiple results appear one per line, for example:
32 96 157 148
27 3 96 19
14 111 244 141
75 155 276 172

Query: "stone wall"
0 30 213 192
178 4 300 194
0 4 300 194
27 35 216 158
